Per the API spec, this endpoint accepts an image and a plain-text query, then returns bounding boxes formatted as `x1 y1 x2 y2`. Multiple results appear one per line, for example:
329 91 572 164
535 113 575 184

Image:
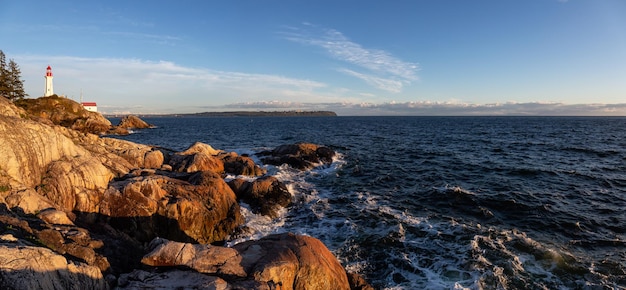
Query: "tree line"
0 50 28 101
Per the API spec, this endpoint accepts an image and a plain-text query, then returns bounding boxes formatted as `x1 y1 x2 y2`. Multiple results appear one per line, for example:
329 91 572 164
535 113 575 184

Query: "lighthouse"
44 65 54 97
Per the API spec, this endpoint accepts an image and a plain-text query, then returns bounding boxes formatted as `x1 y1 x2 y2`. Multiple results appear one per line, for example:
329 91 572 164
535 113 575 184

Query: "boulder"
141 237 246 277
98 171 243 244
221 152 266 176
169 142 225 174
180 142 223 156
233 233 351 290
140 233 351 290
171 151 225 173
2 187 58 215
37 208 75 225
71 113 113 135
116 115 154 130
143 149 164 169
228 176 291 217
257 142 335 170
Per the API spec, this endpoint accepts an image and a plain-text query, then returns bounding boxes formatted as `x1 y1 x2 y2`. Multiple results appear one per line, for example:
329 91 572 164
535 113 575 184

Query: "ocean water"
110 116 626 289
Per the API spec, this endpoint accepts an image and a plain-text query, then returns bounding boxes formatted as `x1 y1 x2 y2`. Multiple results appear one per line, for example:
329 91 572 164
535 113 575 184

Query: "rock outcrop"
168 142 265 176
0 204 110 285
221 152 266 176
0 241 108 290
15 95 113 135
169 145 225 174
13 96 155 136
258 142 336 170
232 233 351 290
99 170 243 244
228 176 292 218
116 115 154 130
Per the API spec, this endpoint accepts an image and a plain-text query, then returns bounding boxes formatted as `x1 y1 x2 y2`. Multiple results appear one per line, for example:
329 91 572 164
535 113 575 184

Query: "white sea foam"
226 202 287 246
228 150 588 289
226 151 346 247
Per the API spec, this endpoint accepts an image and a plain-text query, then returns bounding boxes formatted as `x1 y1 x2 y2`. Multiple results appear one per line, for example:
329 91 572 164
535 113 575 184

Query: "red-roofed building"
81 102 98 112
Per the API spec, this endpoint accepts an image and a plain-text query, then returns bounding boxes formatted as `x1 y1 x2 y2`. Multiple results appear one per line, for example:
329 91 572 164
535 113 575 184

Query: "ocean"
109 116 626 289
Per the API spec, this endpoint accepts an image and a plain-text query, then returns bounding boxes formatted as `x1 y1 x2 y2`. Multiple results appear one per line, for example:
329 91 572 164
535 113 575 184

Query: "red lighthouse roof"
46 65 53 77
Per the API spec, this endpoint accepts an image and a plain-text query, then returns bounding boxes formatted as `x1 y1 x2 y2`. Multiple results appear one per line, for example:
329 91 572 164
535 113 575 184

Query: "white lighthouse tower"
44 65 54 97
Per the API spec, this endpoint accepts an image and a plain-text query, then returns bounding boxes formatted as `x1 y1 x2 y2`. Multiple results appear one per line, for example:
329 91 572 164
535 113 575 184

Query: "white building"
81 102 98 112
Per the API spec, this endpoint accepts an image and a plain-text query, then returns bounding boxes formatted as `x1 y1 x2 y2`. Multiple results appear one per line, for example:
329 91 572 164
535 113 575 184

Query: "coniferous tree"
7 59 27 100
0 50 9 98
0 50 28 101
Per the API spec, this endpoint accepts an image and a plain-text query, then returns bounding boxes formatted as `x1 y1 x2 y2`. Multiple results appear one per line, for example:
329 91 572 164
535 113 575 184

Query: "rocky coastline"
0 96 371 289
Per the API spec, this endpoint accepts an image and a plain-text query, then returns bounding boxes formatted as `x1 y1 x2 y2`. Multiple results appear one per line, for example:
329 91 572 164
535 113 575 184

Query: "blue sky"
1 0 625 115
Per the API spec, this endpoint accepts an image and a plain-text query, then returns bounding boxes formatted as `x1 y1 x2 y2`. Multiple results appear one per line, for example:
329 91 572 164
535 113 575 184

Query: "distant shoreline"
104 110 337 118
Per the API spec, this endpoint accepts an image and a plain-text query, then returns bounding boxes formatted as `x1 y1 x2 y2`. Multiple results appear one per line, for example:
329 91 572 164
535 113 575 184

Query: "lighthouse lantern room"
44 66 54 97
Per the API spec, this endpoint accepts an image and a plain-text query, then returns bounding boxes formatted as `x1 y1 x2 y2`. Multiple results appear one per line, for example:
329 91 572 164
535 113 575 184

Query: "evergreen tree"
7 59 27 100
0 50 28 101
0 50 9 98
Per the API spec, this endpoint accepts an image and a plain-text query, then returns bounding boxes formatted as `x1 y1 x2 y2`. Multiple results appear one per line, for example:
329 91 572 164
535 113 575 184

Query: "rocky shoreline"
0 96 372 289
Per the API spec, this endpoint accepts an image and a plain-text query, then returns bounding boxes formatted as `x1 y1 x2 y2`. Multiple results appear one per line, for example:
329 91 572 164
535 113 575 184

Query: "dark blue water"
110 116 626 289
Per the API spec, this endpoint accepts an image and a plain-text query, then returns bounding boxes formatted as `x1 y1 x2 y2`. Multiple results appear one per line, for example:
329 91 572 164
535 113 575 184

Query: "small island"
189 110 337 117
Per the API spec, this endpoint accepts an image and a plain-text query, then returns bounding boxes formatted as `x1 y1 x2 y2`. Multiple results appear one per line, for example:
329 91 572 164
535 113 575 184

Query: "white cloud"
337 68 404 93
102 31 181 46
12 54 625 116
14 55 331 114
327 101 626 116
282 24 419 92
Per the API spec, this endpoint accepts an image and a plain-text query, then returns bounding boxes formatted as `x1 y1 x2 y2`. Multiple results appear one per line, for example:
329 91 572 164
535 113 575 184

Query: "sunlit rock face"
116 115 154 130
139 233 352 290
99 171 243 244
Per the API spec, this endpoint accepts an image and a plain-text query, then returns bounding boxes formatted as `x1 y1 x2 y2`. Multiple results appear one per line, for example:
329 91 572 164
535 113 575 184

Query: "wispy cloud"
282 23 419 92
332 101 626 116
337 68 404 93
103 31 181 46
14 55 331 114
14 54 624 116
